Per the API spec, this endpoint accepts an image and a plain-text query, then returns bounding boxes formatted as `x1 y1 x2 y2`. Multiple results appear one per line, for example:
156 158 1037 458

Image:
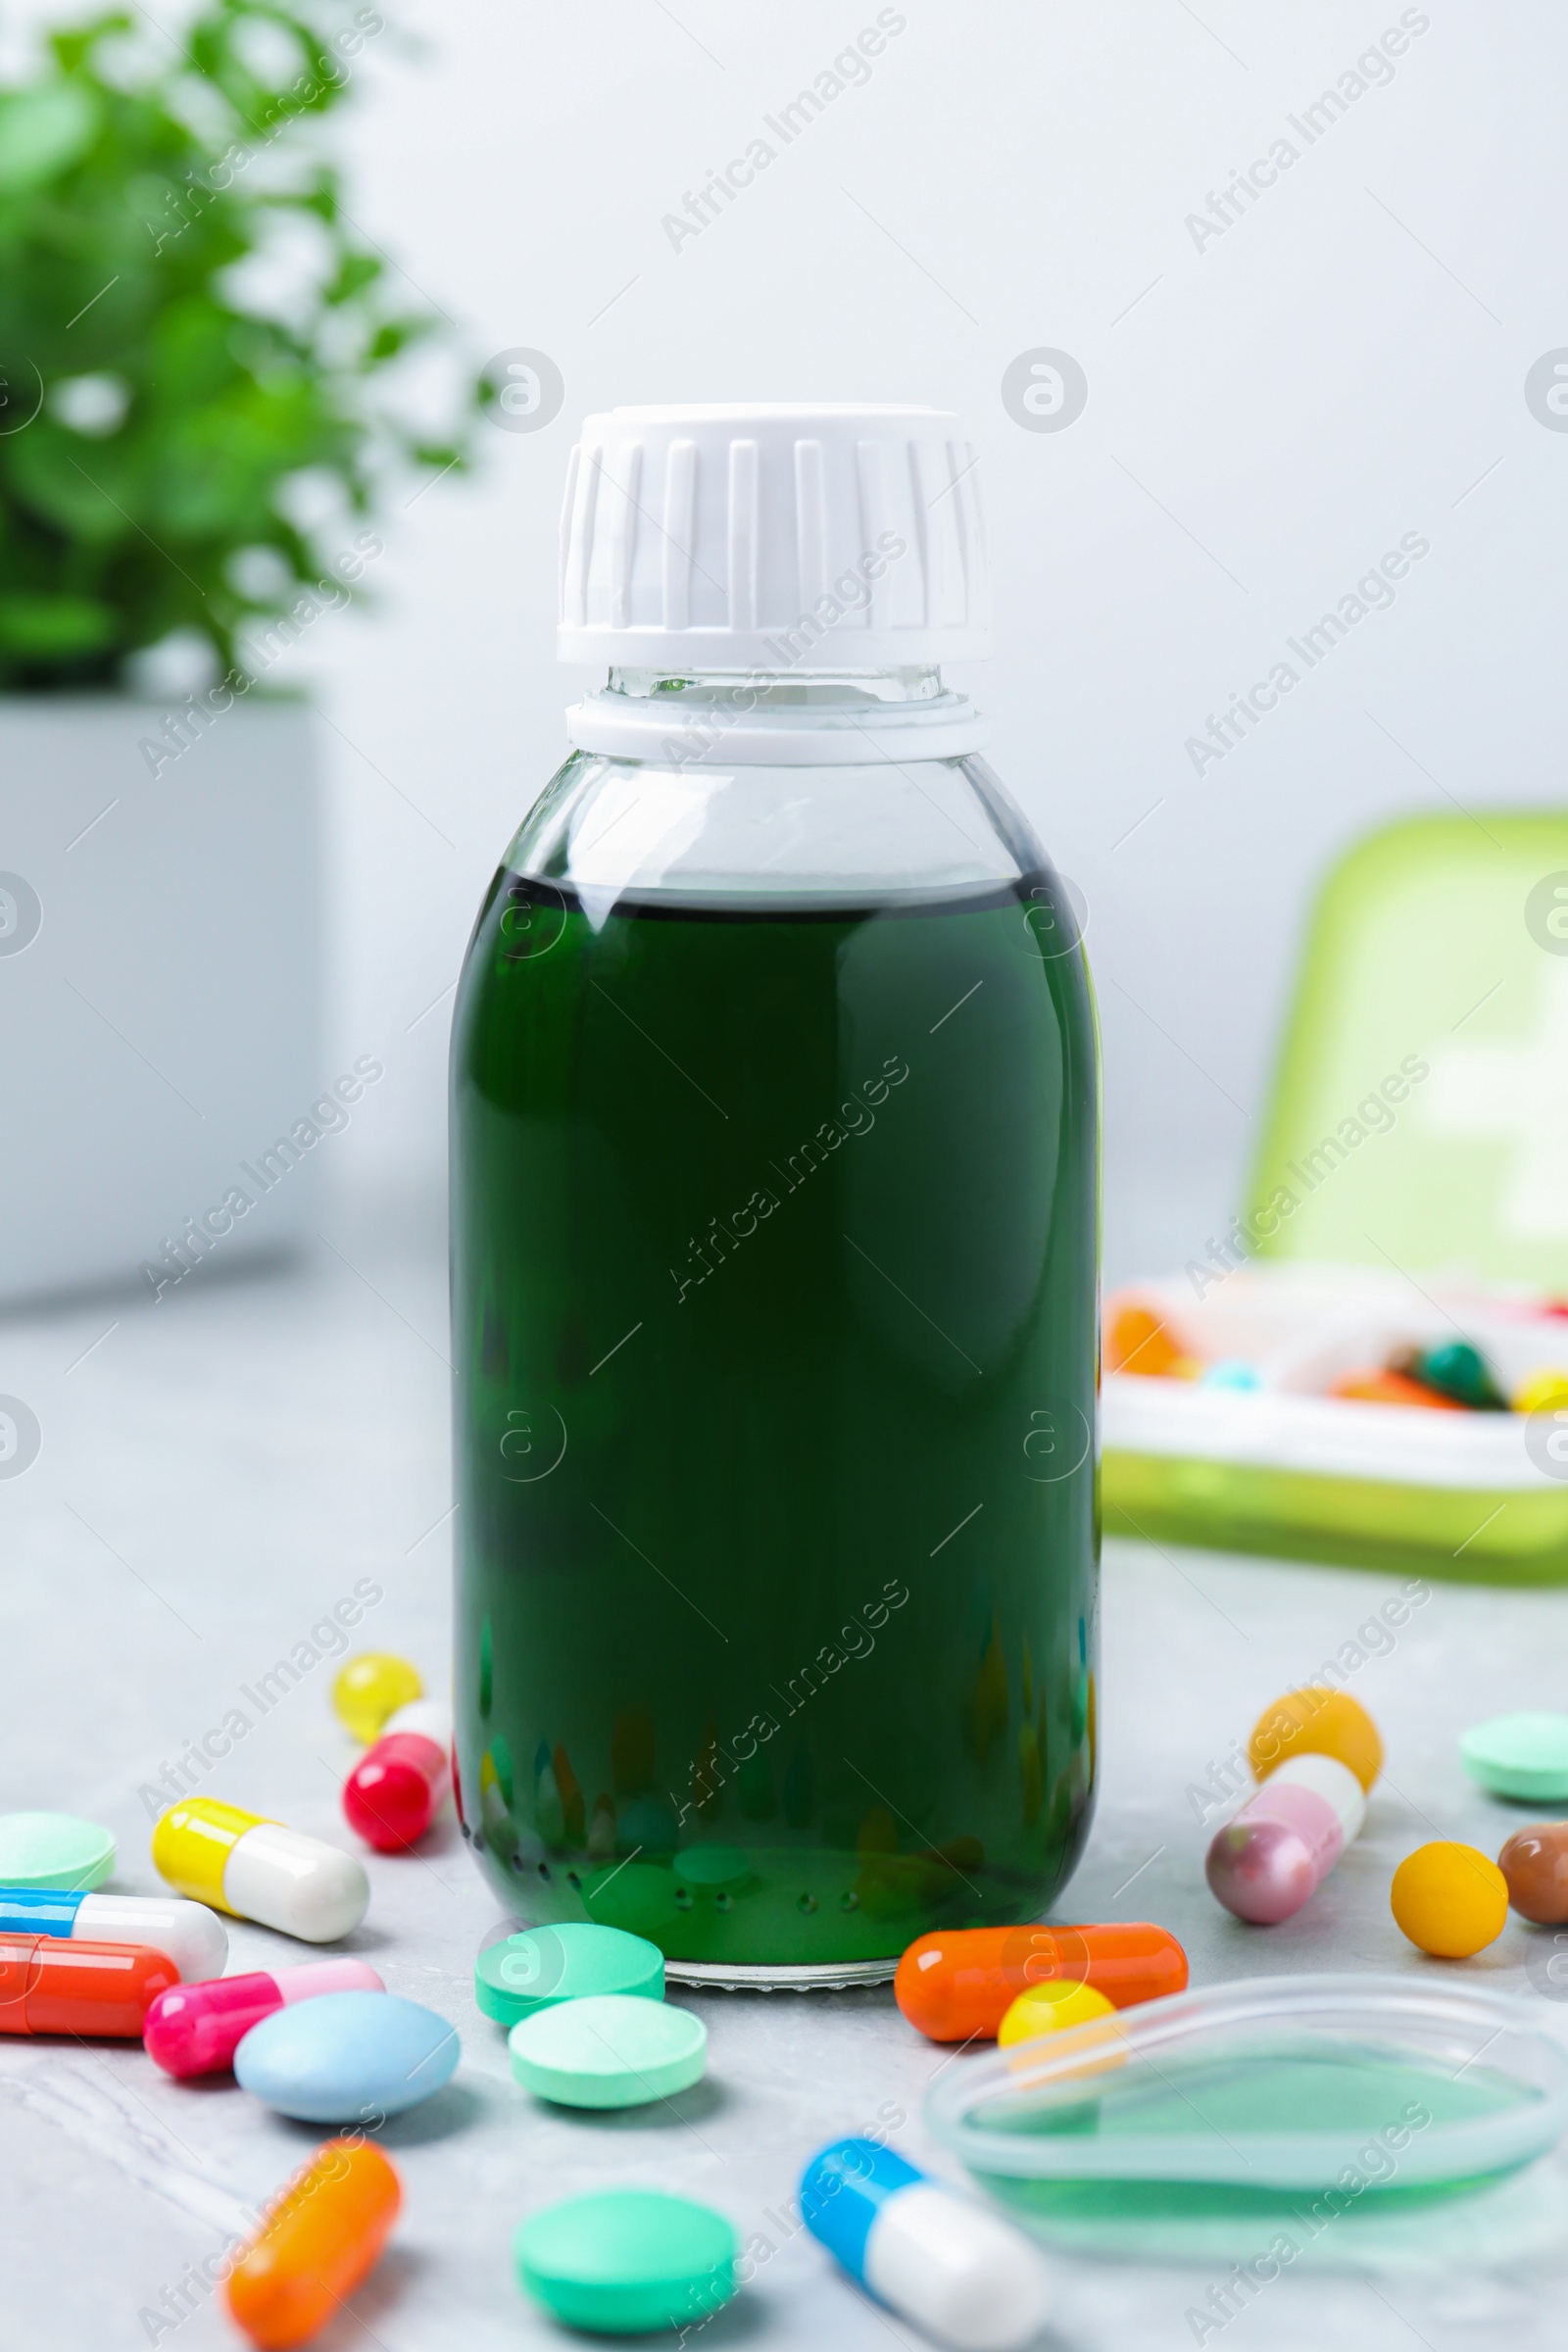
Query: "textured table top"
4 1227 1566 2351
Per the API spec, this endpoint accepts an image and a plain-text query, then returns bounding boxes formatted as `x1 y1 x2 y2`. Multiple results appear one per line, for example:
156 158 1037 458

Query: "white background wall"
27 0 1568 1282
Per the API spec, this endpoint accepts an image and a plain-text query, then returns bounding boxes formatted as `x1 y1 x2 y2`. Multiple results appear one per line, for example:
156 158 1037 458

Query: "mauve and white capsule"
1205 1753 1367 1925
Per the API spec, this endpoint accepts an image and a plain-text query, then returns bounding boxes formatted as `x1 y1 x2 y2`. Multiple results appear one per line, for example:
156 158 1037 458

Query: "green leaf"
324 251 379 306
0 83 100 194
9 426 145 540
0 590 117 655
0 1 483 684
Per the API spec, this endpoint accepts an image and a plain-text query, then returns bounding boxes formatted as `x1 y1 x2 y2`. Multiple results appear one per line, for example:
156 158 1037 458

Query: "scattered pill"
802 2137 1051 2352
226 2138 400 2350
1414 1340 1504 1410
1391 1841 1509 1958
145 1959 384 2079
1249 1687 1383 1794
1105 1302 1178 1377
343 1700 452 1850
1164 1354 1204 1380
1497 1824 1568 1925
0 1935 177 2035
0 1811 115 1891
1201 1359 1261 1391
1514 1369 1568 1416
152 1798 368 1942
515 2189 738 2336
1206 1753 1366 1925
1460 1713 1568 1801
235 1988 459 2123
1331 1369 1463 1410
332 1652 423 1744
475 1920 663 2029
997 1979 1116 2045
894 1922 1188 2042
0 1886 226 1982
509 1989 706 2109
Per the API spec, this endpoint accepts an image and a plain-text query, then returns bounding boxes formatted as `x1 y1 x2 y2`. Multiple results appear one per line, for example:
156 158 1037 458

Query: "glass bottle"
450 406 1099 1984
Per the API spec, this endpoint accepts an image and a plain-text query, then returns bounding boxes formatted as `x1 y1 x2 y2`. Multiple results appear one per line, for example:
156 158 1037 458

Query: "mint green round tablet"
476 1921 663 2028
0 1811 115 1890
509 1991 706 2109
1461 1714 1568 1800
516 2188 737 2335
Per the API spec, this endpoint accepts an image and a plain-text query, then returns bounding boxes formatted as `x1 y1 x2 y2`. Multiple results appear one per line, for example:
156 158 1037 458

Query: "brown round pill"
1497 1823 1568 1925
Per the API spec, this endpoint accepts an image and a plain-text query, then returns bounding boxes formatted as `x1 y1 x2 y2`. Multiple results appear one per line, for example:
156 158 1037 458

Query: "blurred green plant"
0 0 480 690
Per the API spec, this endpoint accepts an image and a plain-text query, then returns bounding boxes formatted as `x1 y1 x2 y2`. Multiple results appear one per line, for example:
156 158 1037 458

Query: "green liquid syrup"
450 871 1098 1970
975 2045 1535 2230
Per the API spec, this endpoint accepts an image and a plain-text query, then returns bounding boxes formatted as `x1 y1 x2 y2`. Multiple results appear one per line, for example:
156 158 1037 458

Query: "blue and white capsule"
800 2138 1051 2352
0 1886 227 1982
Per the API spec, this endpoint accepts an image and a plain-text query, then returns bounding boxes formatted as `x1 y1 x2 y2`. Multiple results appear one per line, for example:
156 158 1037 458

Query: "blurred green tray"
1104 811 1568 1582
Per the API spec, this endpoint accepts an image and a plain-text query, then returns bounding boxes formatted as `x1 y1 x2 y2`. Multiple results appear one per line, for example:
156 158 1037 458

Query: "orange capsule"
895 1921 1188 2042
226 2139 401 2349
0 1935 177 2036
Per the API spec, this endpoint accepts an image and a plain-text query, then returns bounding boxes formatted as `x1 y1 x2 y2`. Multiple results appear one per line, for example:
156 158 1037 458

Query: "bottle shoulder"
498 749 1050 910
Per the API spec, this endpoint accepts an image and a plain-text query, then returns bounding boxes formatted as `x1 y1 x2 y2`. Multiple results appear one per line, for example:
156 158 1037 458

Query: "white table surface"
4 1223 1567 2352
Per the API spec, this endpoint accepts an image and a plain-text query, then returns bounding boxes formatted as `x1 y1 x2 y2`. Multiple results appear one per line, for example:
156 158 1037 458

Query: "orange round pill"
1105 1302 1179 1378
1391 1842 1508 1959
227 2139 400 2349
1249 1687 1383 1794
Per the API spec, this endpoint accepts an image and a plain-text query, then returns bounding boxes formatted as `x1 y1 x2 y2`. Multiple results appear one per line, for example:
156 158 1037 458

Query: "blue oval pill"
234 1990 460 2124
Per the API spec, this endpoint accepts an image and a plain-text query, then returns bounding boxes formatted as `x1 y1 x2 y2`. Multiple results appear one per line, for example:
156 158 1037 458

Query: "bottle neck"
605 663 950 708
567 663 986 766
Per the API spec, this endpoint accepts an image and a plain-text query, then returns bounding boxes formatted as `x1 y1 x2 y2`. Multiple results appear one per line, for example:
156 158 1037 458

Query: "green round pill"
515 2188 738 2335
509 1990 707 2109
1461 1713 1568 1800
1418 1340 1505 1410
0 1811 115 1890
475 1921 663 2028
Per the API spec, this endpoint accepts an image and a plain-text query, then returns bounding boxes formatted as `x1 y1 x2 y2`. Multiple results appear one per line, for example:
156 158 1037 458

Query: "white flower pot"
0 693 325 1308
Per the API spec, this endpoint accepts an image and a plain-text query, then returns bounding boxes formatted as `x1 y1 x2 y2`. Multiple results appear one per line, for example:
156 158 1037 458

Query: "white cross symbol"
1422 962 1568 1238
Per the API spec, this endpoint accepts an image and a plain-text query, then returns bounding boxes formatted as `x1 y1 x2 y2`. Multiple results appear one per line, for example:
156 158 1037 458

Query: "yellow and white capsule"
152 1799 369 1943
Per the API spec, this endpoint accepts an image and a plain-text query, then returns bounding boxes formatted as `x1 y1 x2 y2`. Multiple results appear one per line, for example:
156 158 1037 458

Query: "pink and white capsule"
144 1958 385 2078
1205 1753 1366 1925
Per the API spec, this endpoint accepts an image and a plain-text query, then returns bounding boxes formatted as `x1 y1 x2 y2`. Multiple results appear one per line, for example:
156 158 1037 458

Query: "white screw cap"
558 403 991 670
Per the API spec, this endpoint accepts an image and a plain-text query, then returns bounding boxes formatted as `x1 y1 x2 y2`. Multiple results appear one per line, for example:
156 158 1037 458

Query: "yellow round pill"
332 1651 423 1743
1514 1368 1568 1416
998 1979 1117 2046
1391 1841 1509 1958
1249 1687 1383 1794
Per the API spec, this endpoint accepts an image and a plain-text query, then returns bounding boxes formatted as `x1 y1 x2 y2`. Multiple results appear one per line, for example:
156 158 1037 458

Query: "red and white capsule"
343 1701 452 1851
1205 1753 1366 1925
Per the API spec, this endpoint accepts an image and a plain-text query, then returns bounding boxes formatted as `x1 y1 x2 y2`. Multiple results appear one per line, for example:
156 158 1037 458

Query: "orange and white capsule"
226 2138 401 2348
